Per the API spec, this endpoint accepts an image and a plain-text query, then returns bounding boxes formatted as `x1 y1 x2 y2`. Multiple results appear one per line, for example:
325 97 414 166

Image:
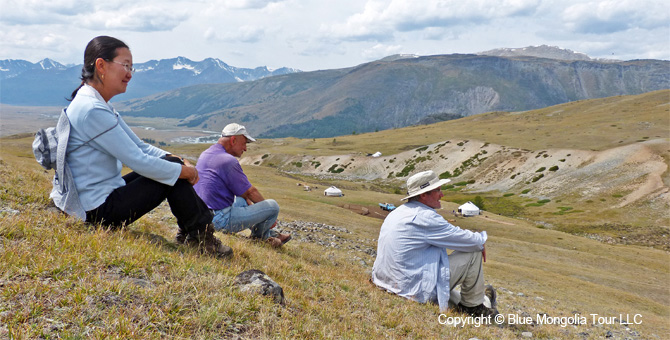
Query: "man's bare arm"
241 186 265 204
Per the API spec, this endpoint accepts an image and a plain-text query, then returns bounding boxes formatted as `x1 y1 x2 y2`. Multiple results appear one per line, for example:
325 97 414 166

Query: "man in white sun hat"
371 170 498 317
193 123 291 248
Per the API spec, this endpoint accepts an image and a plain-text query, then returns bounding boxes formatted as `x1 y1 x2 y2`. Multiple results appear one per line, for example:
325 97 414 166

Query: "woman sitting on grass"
58 35 231 258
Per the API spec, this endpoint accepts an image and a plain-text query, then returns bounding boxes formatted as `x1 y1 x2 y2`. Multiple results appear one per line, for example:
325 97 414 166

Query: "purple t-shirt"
194 143 252 210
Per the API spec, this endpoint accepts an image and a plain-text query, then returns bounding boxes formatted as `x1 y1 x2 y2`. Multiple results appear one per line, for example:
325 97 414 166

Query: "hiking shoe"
266 237 283 248
276 233 292 245
457 302 499 317
185 224 233 258
485 284 497 309
175 229 187 244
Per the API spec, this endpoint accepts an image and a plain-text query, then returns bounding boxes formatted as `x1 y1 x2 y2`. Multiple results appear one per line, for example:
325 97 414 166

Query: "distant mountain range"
0 57 300 106
2 46 668 139
116 48 670 138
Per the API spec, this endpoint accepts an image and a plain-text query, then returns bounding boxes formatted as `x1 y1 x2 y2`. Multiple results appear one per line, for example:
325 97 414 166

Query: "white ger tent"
324 186 343 197
458 201 480 216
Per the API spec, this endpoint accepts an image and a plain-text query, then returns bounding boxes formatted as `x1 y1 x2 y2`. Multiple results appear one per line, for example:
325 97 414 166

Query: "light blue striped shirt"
371 201 487 311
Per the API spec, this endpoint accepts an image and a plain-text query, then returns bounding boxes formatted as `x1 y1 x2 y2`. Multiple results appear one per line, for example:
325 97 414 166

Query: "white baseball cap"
402 170 451 200
221 123 256 143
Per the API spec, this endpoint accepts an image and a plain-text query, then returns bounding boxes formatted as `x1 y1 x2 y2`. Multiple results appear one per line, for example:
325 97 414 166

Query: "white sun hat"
221 123 256 143
402 170 451 200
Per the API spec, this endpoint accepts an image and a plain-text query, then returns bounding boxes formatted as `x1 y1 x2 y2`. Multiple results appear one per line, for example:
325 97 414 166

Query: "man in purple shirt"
194 123 291 247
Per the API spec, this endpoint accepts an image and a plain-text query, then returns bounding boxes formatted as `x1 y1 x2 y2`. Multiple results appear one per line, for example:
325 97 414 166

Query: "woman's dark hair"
68 36 129 100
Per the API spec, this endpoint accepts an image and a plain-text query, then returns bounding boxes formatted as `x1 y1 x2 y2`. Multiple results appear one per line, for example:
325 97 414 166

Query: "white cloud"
362 43 404 60
0 27 72 60
562 0 670 34
216 0 286 9
0 0 668 70
80 6 189 32
0 0 94 25
205 25 266 43
323 0 541 41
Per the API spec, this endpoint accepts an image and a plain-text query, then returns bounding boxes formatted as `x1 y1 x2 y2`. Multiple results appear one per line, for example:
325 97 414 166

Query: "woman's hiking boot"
182 224 233 258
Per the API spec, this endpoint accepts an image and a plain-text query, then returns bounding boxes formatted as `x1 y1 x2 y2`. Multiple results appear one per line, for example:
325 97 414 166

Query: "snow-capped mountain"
477 45 605 61
0 57 300 106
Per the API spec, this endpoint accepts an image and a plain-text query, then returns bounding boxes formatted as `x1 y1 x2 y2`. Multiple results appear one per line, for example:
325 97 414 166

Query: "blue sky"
1 0 668 71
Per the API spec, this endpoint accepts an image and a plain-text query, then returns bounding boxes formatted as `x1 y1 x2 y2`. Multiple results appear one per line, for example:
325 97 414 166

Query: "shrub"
328 164 345 173
396 164 415 177
536 167 546 172
439 171 452 179
262 154 269 159
521 189 531 194
549 166 559 171
503 193 514 197
532 174 544 182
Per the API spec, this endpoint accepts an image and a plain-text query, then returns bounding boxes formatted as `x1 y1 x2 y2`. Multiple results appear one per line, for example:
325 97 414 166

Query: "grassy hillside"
223 91 669 247
1 129 669 338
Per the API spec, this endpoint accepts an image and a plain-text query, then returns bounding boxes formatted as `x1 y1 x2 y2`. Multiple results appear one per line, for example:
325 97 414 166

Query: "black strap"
70 113 120 153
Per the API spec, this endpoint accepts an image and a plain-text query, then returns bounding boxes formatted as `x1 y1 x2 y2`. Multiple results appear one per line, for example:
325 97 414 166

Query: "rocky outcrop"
233 269 285 305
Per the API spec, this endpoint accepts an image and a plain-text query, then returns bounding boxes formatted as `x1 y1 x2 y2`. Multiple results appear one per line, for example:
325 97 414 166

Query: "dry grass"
1 132 669 339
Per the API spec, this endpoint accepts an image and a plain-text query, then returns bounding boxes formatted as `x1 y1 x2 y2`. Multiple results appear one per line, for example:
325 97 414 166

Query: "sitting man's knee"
266 199 280 212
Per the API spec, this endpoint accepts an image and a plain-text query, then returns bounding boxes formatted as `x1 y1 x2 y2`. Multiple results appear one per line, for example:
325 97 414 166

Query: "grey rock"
521 331 533 338
0 207 19 215
234 269 285 305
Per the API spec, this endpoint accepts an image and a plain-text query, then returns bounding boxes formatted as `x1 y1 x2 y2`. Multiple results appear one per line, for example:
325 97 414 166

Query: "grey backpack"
32 108 119 220
33 108 118 170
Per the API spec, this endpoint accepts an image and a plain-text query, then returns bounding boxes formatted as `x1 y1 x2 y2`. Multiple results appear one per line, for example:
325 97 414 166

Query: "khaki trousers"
447 251 491 308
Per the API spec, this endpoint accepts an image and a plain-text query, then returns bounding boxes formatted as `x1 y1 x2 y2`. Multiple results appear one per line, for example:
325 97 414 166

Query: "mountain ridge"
0 57 300 106
116 54 670 138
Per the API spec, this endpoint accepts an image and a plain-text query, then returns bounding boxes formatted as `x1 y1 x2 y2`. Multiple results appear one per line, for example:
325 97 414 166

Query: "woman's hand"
179 164 199 185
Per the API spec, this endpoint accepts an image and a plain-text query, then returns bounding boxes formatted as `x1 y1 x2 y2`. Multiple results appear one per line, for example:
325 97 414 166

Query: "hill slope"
1 129 668 339
239 90 670 238
117 55 670 138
